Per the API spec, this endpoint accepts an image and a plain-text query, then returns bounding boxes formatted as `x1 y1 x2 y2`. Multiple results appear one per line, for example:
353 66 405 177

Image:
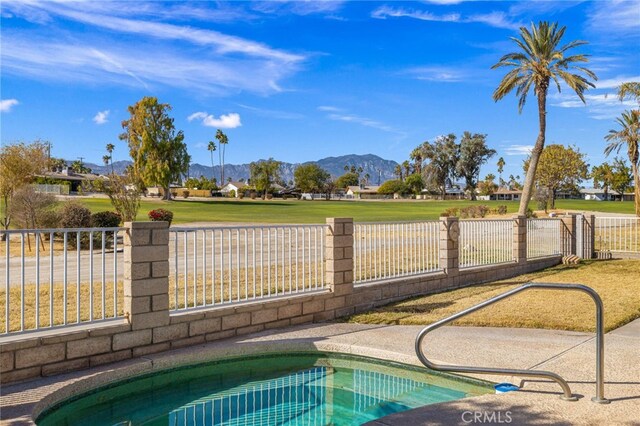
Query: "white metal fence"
1 228 125 335
595 217 640 253
459 220 513 268
169 225 327 311
527 219 562 259
353 221 440 284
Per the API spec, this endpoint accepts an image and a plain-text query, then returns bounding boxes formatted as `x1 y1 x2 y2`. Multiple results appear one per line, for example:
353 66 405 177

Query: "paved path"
1 320 638 425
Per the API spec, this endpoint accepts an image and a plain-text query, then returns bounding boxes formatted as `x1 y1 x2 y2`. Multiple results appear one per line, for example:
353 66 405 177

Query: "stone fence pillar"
513 215 527 264
325 218 354 297
439 216 459 276
124 221 170 331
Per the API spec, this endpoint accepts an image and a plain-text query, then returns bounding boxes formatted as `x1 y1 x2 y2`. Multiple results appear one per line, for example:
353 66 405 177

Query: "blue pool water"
37 352 491 425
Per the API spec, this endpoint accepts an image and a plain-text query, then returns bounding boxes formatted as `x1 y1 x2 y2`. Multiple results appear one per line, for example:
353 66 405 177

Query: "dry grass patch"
344 259 640 332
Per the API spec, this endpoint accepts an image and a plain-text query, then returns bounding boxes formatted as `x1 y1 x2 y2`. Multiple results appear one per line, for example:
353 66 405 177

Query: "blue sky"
1 0 639 181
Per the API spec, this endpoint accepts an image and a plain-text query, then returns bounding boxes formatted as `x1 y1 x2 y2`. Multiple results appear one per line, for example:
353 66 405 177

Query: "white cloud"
1 35 298 95
188 112 242 129
317 105 342 112
372 6 460 23
371 5 521 30
0 99 19 112
93 110 110 125
587 1 640 37
0 2 305 95
251 1 345 16
505 145 533 156
403 66 467 82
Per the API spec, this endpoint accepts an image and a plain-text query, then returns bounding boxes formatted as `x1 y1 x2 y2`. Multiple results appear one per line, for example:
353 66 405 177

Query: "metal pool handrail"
415 283 610 404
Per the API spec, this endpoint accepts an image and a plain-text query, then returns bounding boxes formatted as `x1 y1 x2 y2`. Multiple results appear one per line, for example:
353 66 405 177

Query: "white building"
220 181 247 197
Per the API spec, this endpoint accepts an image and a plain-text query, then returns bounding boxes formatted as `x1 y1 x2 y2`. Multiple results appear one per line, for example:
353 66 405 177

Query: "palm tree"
497 157 505 186
394 164 403 180
492 21 596 215
410 147 424 174
605 111 639 215
215 130 229 184
207 141 216 180
102 155 110 168
106 143 115 173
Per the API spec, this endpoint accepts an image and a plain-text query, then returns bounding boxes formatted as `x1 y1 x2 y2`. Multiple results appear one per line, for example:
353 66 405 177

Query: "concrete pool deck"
1 320 638 425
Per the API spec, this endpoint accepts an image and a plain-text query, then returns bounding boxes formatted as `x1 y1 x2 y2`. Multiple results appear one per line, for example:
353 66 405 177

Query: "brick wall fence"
0 215 576 384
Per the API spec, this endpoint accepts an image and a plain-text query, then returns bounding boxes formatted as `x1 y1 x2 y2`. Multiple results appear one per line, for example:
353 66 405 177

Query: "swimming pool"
37 352 492 425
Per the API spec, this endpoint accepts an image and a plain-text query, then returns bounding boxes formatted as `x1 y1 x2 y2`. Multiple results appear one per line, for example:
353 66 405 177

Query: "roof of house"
347 185 381 194
40 172 106 182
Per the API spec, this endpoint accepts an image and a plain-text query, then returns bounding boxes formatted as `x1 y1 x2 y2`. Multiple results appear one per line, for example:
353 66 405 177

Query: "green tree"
478 174 499 196
492 21 596 215
421 134 460 199
0 141 49 236
410 147 424 175
49 157 67 172
591 162 614 200
455 132 496 200
294 164 331 193
605 110 639 215
394 164 403 180
404 173 425 195
215 130 229 184
106 143 115 173
524 144 588 209
378 179 408 195
335 172 360 190
249 158 282 197
119 96 190 200
207 141 216 180
610 158 633 200
71 160 91 174
497 157 505 184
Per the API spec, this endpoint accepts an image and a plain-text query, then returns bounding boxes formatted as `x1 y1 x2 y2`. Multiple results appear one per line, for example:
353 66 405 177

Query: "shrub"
441 207 459 217
282 194 288 200
228 189 236 198
59 202 92 246
60 202 92 228
182 190 190 199
250 191 257 200
171 191 178 198
266 193 273 200
497 205 508 215
526 207 537 218
91 211 122 228
460 205 490 219
148 208 173 225
238 191 245 199
90 211 121 246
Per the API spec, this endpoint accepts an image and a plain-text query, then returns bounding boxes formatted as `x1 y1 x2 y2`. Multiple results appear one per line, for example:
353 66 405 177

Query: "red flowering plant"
148 208 173 225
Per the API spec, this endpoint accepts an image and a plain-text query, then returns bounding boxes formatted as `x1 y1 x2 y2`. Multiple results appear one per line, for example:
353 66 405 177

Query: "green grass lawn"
76 197 637 224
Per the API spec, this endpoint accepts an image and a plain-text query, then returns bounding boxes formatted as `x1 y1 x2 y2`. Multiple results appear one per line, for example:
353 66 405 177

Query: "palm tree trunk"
633 163 640 216
518 86 548 216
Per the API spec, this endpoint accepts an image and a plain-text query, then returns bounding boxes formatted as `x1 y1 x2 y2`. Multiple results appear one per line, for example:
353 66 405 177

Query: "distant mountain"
85 154 399 185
